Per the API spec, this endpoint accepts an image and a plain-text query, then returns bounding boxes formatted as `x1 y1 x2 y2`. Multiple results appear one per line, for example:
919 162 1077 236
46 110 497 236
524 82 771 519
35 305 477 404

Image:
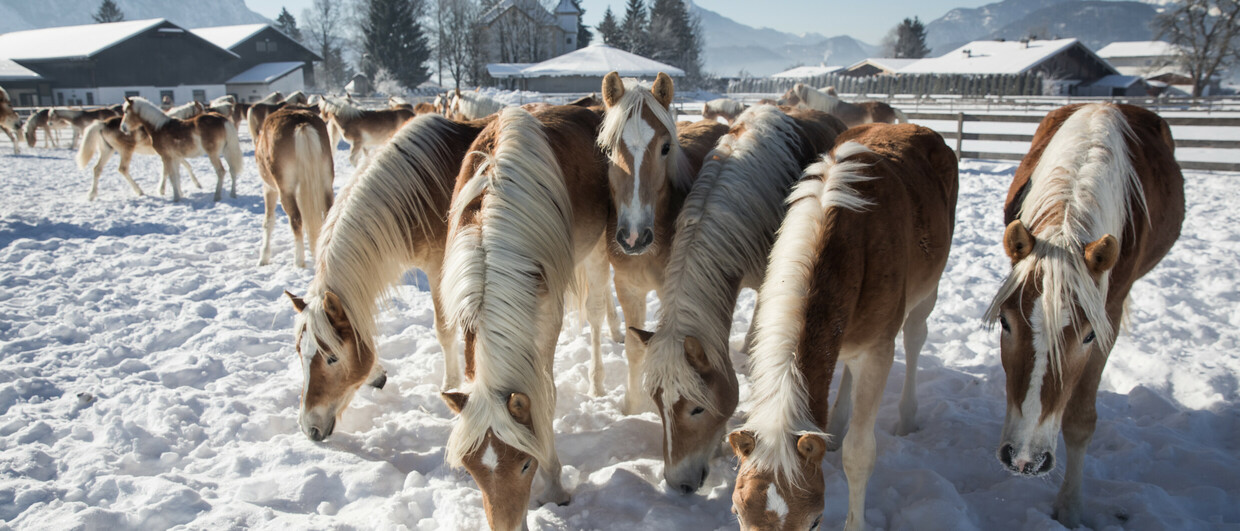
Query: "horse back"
677 119 728 178
784 108 848 161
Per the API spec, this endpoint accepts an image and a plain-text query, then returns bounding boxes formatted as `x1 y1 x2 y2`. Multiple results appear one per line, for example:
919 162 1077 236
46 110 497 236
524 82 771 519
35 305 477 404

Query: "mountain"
0 0 268 35
690 3 877 77
925 0 1073 54
987 1 1159 50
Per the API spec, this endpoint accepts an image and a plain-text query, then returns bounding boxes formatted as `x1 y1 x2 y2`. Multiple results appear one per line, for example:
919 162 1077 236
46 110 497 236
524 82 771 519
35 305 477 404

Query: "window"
57 93 64 106
193 89 206 102
257 40 268 52
268 41 277 52
125 91 139 98
86 93 94 105
160 90 174 105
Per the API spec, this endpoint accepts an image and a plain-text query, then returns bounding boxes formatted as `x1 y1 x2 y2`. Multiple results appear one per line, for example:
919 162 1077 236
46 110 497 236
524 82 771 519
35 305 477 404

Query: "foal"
320 97 415 166
120 96 242 202
50 107 120 149
76 116 201 200
255 108 334 268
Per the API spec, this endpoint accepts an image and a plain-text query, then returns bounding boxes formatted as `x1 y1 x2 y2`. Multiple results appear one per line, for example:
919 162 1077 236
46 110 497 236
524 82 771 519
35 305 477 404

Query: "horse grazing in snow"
782 83 907 128
284 112 495 442
49 107 120 149
319 97 415 166
120 96 242 202
24 108 60 148
254 107 335 268
76 116 202 200
984 103 1184 527
702 98 746 124
439 105 613 530
0 86 21 154
596 71 728 414
631 104 846 495
728 123 958 531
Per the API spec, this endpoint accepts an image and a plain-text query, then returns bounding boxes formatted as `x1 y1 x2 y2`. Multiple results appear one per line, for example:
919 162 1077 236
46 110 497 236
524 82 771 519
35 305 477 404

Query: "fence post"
955 112 965 159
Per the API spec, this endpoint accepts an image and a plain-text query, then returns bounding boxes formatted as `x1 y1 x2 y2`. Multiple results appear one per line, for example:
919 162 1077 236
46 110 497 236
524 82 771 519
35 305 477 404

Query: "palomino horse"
246 101 285 142
283 91 308 105
255 107 334 268
120 96 243 202
728 123 958 531
439 105 611 530
256 91 284 105
702 98 746 124
448 88 506 121
50 107 120 149
232 101 251 126
76 116 201 200
632 104 846 494
0 86 20 154
285 113 494 441
319 97 414 166
24 108 60 148
782 83 907 128
596 71 727 413
984 103 1183 527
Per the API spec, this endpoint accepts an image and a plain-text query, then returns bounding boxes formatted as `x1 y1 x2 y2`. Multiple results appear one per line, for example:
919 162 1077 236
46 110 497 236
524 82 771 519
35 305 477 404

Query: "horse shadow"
0 219 182 249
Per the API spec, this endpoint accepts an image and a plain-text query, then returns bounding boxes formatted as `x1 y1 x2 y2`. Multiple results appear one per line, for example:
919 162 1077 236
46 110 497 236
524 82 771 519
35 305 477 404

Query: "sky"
245 0 993 45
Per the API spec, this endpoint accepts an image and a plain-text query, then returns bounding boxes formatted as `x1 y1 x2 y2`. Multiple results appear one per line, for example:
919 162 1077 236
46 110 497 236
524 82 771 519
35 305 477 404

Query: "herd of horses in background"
0 77 1185 530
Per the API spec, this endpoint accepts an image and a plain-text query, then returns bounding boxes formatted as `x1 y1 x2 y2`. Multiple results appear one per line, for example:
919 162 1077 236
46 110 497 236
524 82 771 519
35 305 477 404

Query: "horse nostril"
309 427 323 441
639 228 654 249
999 443 1015 468
616 228 630 248
1036 452 1054 474
678 483 695 495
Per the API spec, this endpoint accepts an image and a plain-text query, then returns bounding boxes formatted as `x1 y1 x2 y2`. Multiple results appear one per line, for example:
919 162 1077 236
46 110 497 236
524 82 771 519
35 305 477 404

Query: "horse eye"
1083 331 1096 345
810 514 822 530
325 354 338 365
521 459 532 473
690 406 705 416
661 142 670 155
999 315 1011 332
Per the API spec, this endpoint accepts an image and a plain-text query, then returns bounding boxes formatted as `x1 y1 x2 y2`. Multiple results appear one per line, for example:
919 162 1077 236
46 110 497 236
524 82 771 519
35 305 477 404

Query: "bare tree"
303 0 353 91
438 0 481 90
1154 0 1240 97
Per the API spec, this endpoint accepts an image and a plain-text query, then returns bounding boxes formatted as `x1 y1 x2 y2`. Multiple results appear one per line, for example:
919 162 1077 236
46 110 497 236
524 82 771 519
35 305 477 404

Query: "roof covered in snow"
480 0 558 27
0 18 181 61
191 24 269 51
1097 41 1180 59
487 63 534 78
0 58 42 81
227 61 303 84
1085 74 1147 88
554 0 580 15
846 58 922 73
899 39 1108 75
492 44 684 78
770 65 844 79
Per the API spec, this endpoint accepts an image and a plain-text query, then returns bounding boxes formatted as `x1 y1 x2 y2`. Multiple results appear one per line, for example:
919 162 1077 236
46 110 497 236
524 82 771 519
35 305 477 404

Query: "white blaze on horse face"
481 441 499 471
299 326 316 401
766 483 788 520
1010 297 1065 460
620 110 656 244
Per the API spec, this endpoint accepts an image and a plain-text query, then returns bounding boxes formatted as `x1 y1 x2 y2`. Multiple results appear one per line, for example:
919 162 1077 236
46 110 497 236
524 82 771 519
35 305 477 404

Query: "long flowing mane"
442 107 574 470
985 103 1147 378
597 78 693 191
165 101 200 120
454 91 506 120
740 141 876 480
320 97 364 121
126 97 171 130
642 105 814 413
296 114 462 358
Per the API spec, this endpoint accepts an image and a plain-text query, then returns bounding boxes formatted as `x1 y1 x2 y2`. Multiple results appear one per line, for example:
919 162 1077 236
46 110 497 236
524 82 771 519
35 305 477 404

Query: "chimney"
963 49 972 58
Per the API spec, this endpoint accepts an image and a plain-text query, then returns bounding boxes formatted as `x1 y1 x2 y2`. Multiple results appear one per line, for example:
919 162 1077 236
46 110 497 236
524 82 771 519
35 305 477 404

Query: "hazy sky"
244 0 994 45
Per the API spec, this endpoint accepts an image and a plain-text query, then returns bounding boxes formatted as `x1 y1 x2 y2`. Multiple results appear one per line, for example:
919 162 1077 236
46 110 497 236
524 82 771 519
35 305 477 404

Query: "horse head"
728 430 827 531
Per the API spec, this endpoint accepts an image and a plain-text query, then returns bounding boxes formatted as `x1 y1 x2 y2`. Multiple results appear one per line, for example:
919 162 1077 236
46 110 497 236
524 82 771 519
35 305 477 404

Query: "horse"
255 108 334 268
246 101 285 142
782 83 907 128
439 105 612 530
596 72 728 414
49 107 120 149
23 108 60 148
448 88 506 121
76 116 202 200
631 104 846 495
702 98 746 124
165 101 204 120
120 96 243 202
727 123 958 531
232 101 251 127
984 103 1184 527
256 91 284 105
283 90 308 105
319 97 415 166
0 86 20 154
208 100 234 122
284 113 495 441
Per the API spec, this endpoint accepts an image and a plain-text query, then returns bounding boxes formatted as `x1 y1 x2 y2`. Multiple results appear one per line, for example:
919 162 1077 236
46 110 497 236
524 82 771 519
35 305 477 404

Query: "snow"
1097 41 1180 59
0 19 168 61
900 39 1108 76
0 59 41 82
509 44 685 79
845 58 922 74
0 123 1237 530
226 62 304 84
189 24 269 51
770 65 844 79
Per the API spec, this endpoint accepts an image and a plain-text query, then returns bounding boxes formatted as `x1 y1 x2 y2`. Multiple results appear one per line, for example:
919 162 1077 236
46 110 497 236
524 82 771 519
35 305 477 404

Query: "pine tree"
893 17 930 59
275 8 302 40
597 6 622 47
361 0 432 91
572 0 591 48
93 0 124 23
647 0 703 85
620 0 648 55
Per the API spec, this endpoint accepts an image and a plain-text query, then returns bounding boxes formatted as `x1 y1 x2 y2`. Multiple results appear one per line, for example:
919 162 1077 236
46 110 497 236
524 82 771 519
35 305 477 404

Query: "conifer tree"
93 0 124 23
361 0 432 90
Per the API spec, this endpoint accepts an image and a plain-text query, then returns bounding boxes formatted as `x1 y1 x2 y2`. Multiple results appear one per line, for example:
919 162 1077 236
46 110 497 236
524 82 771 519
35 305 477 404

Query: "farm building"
191 24 321 99
841 58 921 77
476 0 581 66
770 65 844 80
488 43 683 92
899 38 1117 95
1075 74 1152 97
1096 41 1182 78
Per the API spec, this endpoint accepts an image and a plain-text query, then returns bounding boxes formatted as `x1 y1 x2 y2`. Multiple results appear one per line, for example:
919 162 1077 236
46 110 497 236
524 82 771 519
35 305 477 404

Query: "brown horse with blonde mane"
782 83 907 128
320 97 415 165
255 107 335 268
50 107 120 149
728 123 958 531
120 96 242 202
76 116 202 200
985 103 1184 527
23 108 60 148
439 105 613 530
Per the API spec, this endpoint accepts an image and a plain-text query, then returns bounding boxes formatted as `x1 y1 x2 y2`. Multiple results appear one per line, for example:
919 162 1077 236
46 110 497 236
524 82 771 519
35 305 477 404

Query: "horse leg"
163 156 183 202
825 364 854 451
896 289 936 436
256 186 279 266
615 275 648 415
279 185 305 267
1054 345 1106 528
183 160 203 190
348 142 363 167
113 148 145 198
428 269 461 390
71 127 80 151
841 348 893 531
208 154 226 202
583 242 610 397
2 126 18 154
604 281 622 343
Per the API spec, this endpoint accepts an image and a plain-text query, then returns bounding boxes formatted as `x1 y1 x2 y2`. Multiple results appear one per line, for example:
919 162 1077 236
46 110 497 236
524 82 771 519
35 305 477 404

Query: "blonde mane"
257 91 284 105
453 91 506 120
792 84 845 116
165 101 201 120
321 97 364 121
642 105 812 414
985 103 1147 379
739 141 875 480
442 107 574 470
597 78 691 191
125 97 171 130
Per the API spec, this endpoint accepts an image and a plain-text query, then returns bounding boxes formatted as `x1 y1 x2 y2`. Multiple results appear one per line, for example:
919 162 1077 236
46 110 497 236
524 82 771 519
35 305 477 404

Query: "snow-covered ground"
0 130 1237 530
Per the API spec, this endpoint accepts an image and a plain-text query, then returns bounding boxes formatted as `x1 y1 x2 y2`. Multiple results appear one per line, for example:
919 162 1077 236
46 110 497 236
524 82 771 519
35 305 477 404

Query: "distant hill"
925 0 1074 54
0 0 268 35
691 3 877 77
926 0 1164 54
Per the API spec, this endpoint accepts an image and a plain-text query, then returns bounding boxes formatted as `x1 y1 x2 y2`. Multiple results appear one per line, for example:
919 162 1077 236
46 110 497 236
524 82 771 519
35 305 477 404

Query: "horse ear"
1003 220 1035 264
627 327 654 346
1084 234 1119 276
729 430 756 459
652 72 675 109
507 392 533 426
441 392 468 415
823 86 838 96
602 71 624 108
796 433 827 463
322 291 349 329
285 291 306 313
683 336 711 373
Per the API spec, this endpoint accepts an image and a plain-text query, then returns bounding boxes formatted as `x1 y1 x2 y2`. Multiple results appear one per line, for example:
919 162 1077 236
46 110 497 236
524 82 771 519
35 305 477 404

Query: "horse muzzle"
616 226 654 255
998 442 1054 476
300 409 337 442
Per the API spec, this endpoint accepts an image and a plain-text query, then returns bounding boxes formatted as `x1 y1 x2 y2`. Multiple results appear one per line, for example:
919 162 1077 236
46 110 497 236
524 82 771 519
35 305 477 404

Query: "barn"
191 24 321 100
898 38 1118 95
488 43 683 93
841 58 921 77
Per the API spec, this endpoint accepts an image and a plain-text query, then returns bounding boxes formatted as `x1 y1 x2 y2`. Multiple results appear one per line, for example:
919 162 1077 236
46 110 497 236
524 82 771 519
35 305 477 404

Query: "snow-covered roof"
0 18 172 61
1086 75 1146 88
494 44 684 78
554 0 580 15
1097 41 1180 59
480 0 557 27
227 61 303 84
0 58 42 81
770 65 844 79
899 39 1106 75
191 24 269 51
488 63 534 78
846 58 922 73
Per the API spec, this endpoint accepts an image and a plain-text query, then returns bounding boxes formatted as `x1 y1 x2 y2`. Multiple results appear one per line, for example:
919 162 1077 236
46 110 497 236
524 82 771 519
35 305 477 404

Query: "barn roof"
191 24 270 51
0 59 42 82
0 18 174 61
1097 41 1180 59
494 44 683 78
845 58 921 73
1085 74 1146 89
770 65 844 79
899 38 1113 76
227 61 304 84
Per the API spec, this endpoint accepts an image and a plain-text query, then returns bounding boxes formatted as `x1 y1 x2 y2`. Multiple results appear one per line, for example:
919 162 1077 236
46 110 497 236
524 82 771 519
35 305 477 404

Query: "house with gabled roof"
898 38 1117 95
191 23 321 99
476 0 580 68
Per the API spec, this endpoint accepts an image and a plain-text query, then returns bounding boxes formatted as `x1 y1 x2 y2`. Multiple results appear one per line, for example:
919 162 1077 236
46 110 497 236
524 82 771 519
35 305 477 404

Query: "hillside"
0 0 268 34
988 1 1159 50
691 3 876 77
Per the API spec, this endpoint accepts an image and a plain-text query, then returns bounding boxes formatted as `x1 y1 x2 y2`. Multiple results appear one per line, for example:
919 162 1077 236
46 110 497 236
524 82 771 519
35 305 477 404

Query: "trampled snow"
0 123 1237 530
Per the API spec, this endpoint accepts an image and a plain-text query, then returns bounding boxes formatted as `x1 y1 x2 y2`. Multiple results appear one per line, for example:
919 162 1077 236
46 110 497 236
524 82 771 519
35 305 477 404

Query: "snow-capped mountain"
0 0 268 34
691 3 877 77
926 0 1165 54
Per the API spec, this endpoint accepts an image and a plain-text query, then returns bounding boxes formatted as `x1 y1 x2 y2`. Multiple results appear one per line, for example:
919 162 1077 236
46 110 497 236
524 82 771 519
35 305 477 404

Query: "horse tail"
76 120 104 169
893 107 908 124
293 123 334 260
223 120 244 175
246 107 261 142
